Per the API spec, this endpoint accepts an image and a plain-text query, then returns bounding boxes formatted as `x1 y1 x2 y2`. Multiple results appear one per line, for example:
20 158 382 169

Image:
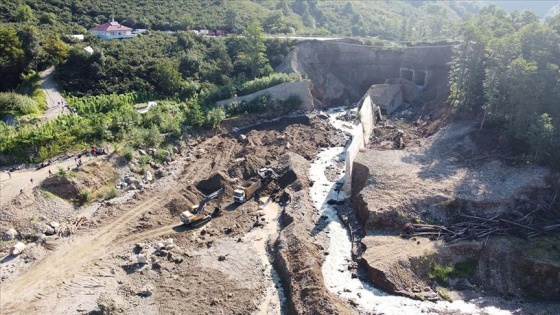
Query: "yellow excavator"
179 188 224 227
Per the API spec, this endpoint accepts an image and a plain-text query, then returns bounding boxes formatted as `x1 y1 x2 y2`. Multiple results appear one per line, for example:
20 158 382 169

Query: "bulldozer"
179 188 224 227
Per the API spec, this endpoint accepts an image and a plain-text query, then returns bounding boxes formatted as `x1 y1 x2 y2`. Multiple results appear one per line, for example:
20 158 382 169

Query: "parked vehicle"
233 168 279 203
233 178 262 203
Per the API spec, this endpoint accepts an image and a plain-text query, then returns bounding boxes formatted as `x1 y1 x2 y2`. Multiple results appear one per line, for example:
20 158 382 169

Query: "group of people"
7 144 103 196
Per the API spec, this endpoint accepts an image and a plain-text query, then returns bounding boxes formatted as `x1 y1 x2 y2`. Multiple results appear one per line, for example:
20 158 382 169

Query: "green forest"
1 1 560 169
449 6 560 165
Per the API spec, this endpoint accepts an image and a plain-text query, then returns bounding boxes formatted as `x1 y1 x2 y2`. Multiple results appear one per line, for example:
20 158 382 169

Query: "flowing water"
308 109 513 315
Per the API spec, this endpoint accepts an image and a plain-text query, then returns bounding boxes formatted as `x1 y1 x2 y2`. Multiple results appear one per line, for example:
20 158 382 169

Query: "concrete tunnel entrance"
400 68 428 88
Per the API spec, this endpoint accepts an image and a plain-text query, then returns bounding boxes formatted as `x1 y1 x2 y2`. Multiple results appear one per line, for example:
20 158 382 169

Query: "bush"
429 260 477 283
78 189 92 205
237 73 301 96
123 149 134 162
278 94 303 114
0 92 42 115
429 263 454 282
98 187 118 200
225 94 272 117
56 167 75 178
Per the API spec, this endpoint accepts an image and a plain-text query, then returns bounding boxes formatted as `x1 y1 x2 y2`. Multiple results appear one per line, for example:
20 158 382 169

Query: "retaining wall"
344 95 376 194
216 80 315 111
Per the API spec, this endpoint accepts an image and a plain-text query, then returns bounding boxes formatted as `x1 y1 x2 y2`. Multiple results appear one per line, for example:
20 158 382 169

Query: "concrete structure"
363 84 403 114
216 80 316 112
89 20 135 40
278 41 452 105
84 46 94 55
67 34 85 41
344 94 378 194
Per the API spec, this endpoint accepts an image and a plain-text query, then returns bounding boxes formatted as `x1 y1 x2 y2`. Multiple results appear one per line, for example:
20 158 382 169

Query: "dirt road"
0 115 342 314
0 193 169 313
40 67 66 121
1 156 87 206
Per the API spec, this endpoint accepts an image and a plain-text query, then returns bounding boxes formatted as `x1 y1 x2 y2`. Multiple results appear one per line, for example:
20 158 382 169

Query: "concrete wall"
344 95 376 194
216 80 315 111
278 41 452 106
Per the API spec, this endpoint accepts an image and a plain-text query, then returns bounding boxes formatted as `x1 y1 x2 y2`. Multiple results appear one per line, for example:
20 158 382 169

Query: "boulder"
43 225 55 236
49 222 60 229
318 111 329 120
144 171 153 182
137 254 148 264
138 285 153 297
11 242 26 255
155 169 166 178
3 228 17 241
139 149 147 156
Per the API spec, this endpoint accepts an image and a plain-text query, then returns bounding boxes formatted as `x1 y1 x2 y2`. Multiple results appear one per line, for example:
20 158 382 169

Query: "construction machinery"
180 188 224 227
233 168 279 204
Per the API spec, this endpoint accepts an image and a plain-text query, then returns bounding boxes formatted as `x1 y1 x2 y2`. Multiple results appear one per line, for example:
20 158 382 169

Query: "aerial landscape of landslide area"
1 1 560 314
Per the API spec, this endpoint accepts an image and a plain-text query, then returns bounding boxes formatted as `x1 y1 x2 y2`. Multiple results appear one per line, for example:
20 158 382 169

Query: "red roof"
90 21 132 32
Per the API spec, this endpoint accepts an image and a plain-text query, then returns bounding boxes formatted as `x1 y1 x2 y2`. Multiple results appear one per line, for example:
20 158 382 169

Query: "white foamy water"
308 109 512 315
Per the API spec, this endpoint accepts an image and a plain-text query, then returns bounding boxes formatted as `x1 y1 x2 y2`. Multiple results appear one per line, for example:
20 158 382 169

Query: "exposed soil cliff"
350 117 560 303
278 40 452 105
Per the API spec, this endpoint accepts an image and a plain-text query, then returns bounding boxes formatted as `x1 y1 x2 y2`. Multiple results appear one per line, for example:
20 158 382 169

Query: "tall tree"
238 22 271 78
0 25 25 91
448 22 486 111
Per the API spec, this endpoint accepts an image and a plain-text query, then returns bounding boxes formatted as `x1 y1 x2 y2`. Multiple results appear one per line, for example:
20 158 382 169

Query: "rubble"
11 242 26 255
3 228 17 241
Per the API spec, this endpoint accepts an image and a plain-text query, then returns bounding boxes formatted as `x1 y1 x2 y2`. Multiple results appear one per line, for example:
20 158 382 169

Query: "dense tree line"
449 6 560 165
0 1 478 40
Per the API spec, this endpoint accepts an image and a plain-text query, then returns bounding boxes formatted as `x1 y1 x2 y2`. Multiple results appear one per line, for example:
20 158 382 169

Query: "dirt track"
0 115 342 314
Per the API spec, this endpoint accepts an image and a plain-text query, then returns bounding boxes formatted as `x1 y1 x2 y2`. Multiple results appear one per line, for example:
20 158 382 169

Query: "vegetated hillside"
449 6 560 167
0 0 479 39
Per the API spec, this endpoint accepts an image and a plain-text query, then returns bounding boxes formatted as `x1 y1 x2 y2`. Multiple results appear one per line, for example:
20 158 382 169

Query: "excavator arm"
195 188 224 214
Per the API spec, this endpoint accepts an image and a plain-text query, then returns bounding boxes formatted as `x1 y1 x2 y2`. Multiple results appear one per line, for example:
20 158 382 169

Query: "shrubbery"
237 73 301 96
0 92 42 116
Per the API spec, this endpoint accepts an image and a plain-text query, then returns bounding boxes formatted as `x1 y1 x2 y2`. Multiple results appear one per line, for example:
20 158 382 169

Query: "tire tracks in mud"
0 192 173 312
0 136 240 313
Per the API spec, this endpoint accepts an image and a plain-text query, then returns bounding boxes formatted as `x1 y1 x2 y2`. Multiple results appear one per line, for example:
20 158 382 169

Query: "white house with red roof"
89 20 135 40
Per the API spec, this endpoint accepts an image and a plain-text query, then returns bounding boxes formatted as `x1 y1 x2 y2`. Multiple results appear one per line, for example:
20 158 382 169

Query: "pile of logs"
403 192 560 244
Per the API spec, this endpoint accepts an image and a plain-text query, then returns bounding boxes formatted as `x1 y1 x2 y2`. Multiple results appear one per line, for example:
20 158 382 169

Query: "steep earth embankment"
351 120 560 302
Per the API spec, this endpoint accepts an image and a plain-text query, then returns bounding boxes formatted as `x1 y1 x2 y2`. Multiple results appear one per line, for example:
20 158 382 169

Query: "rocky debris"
137 254 148 264
137 284 153 297
11 242 26 255
97 293 123 314
318 111 329 120
385 78 420 103
144 171 153 182
155 169 167 178
163 238 174 250
43 224 55 236
3 228 17 241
